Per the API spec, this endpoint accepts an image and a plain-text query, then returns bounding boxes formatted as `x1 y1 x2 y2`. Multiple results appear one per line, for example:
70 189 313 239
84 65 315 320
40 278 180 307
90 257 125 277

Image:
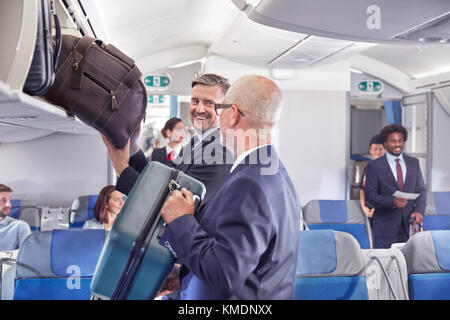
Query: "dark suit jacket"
116 127 233 205
365 153 426 243
161 145 300 299
150 147 168 165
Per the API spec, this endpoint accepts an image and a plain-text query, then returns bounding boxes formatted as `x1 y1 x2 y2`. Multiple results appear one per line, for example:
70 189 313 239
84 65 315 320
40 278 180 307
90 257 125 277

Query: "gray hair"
225 75 282 128
191 73 230 96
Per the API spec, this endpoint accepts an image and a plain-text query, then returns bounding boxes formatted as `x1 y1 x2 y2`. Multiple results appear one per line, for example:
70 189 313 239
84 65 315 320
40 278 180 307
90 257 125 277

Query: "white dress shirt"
386 152 407 182
230 144 270 173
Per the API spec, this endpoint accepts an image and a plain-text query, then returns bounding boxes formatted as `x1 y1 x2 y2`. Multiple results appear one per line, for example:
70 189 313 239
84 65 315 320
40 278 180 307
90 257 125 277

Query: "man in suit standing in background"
160 75 301 299
365 124 426 248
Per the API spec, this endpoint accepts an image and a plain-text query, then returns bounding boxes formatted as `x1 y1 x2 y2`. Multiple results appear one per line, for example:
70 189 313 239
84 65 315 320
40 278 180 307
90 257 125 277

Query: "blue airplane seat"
13 229 105 300
10 199 40 232
401 230 450 300
295 230 369 300
303 200 373 249
423 192 450 231
69 195 98 228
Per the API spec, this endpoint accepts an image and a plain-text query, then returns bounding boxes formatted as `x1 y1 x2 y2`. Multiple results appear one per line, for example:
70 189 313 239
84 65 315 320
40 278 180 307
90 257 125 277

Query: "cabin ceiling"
86 0 450 81
2 0 450 144
361 44 450 79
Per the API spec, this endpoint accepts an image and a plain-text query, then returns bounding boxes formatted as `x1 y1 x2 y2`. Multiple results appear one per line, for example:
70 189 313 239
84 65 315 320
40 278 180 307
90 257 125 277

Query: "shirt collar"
230 144 270 173
0 216 13 225
166 144 182 155
386 151 404 163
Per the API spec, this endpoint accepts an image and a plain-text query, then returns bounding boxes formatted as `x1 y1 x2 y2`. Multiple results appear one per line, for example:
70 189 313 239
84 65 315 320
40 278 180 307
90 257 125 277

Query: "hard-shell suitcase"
23 0 61 95
91 161 206 300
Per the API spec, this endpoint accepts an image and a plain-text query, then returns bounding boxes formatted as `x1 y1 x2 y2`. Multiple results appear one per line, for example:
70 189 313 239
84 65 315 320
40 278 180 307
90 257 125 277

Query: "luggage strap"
368 254 409 300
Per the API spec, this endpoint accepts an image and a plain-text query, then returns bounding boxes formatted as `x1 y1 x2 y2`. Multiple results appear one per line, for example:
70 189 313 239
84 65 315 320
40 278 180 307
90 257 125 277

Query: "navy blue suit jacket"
150 147 169 165
116 128 233 205
161 145 300 299
365 153 426 242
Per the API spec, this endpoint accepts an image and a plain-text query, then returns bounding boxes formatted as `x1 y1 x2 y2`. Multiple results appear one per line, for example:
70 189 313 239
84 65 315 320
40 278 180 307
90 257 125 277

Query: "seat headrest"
433 192 450 215
303 200 367 224
297 230 365 277
401 230 450 274
10 199 21 219
16 229 105 278
70 195 98 224
425 192 450 216
10 199 40 230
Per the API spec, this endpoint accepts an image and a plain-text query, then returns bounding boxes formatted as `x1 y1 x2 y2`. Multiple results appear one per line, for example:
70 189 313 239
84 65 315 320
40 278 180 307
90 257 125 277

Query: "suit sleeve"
164 178 273 297
115 149 148 195
413 160 427 215
365 162 395 209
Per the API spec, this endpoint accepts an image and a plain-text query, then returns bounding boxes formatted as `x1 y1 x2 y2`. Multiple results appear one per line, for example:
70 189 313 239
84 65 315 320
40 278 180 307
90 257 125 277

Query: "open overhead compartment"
0 0 98 143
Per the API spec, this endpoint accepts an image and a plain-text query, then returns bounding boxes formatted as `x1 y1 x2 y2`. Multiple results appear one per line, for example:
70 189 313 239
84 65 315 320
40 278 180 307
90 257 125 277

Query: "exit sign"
144 74 170 88
358 80 383 94
148 95 166 104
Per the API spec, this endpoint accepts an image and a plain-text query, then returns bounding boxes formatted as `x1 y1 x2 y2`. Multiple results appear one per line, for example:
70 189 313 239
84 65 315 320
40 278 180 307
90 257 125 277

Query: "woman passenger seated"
83 185 124 231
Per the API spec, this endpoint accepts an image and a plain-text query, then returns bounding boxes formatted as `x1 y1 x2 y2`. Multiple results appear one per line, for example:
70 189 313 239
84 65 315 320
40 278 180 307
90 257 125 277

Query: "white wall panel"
0 133 108 207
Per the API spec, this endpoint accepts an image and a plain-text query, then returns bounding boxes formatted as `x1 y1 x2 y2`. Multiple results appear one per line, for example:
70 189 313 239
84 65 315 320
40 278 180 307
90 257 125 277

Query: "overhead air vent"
235 0 450 45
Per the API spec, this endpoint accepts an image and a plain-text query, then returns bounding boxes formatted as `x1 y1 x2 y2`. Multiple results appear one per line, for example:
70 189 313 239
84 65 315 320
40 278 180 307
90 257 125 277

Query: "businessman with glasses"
160 75 301 300
102 73 234 204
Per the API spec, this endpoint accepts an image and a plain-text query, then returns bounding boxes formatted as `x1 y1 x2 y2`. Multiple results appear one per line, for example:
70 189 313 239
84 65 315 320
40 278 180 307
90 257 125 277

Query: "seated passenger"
0 184 31 251
151 118 185 165
83 185 124 231
360 135 385 219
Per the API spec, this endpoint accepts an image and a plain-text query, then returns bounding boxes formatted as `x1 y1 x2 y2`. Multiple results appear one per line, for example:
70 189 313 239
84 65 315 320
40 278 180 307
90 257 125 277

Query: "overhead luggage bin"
233 0 450 45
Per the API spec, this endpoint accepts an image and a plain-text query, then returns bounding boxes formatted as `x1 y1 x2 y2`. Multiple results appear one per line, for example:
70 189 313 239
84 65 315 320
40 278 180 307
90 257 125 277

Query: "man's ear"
230 105 241 127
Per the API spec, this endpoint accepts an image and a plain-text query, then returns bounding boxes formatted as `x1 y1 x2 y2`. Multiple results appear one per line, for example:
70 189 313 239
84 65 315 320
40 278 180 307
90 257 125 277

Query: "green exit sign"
144 74 170 88
148 95 166 104
358 80 383 94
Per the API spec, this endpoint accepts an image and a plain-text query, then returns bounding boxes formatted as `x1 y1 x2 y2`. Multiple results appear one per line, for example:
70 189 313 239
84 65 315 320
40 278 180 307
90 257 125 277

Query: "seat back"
0 250 19 300
69 195 98 228
424 192 450 230
362 248 409 300
10 199 40 231
40 207 70 231
303 200 373 249
295 230 369 300
13 229 105 300
401 230 450 300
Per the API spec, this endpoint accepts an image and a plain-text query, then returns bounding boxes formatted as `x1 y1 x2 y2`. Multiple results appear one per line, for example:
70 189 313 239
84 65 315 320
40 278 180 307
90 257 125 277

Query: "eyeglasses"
214 103 245 117
0 198 10 205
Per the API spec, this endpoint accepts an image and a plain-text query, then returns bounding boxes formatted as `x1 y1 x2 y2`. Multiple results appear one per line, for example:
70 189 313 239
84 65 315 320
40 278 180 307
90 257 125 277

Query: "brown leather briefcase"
43 35 147 149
